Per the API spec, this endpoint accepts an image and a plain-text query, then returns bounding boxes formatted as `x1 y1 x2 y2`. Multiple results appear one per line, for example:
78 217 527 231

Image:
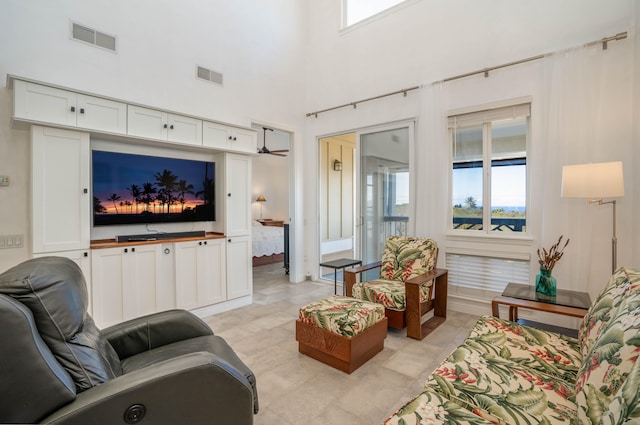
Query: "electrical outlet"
0 235 23 249
0 176 9 186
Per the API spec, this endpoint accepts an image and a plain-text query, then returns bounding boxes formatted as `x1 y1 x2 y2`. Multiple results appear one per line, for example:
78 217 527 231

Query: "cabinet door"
175 240 226 309
226 235 252 299
125 244 161 320
77 95 127 134
91 247 125 328
174 241 201 310
167 113 202 146
202 121 230 150
225 154 251 236
32 126 90 253
127 105 168 140
198 239 227 306
230 128 257 154
14 80 77 127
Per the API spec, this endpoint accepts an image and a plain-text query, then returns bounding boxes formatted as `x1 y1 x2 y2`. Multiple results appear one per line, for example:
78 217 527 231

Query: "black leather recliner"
0 256 258 424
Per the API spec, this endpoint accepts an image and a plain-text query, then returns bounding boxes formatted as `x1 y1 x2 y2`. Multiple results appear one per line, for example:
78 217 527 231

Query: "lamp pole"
589 198 617 274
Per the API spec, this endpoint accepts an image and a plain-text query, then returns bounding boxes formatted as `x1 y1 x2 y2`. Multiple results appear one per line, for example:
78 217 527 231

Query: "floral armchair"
344 236 448 340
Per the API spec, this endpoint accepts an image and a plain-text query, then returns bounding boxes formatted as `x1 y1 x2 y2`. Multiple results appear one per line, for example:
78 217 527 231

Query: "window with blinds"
446 252 529 293
450 103 530 234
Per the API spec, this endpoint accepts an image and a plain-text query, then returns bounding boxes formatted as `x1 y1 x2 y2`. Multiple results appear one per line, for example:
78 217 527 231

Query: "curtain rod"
305 31 627 118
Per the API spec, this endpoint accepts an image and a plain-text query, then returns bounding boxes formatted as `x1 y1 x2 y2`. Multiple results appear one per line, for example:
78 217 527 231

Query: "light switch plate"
0 176 9 186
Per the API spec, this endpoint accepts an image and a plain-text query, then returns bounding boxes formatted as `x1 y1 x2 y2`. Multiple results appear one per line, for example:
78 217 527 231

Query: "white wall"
252 155 289 221
301 0 637 300
0 0 307 272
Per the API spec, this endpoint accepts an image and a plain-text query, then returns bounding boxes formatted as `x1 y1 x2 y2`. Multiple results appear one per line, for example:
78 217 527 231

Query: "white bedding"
252 222 284 257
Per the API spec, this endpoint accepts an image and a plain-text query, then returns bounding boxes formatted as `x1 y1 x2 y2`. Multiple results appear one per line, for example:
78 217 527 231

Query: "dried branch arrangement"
537 235 570 271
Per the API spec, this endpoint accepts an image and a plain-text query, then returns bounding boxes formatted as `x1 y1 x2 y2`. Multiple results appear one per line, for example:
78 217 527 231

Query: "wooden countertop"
91 232 225 249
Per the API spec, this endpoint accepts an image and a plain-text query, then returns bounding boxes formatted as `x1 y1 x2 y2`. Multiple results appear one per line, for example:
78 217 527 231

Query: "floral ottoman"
295 296 388 373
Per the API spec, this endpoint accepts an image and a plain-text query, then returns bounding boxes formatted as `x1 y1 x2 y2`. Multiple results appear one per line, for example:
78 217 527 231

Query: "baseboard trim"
191 295 253 318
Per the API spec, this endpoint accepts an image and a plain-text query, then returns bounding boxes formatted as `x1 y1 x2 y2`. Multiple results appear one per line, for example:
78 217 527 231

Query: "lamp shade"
561 161 624 198
256 195 266 202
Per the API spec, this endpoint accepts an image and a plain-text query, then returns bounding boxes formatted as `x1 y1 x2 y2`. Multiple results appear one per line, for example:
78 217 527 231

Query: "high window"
449 103 530 234
343 0 407 27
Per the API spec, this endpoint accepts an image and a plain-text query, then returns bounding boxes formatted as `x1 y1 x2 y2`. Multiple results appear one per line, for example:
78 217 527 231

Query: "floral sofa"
384 267 640 425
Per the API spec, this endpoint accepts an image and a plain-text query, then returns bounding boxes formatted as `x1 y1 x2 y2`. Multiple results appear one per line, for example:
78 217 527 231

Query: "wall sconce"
333 159 343 171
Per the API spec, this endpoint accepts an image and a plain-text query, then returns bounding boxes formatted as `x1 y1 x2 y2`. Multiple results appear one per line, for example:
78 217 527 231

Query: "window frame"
341 0 418 31
448 101 531 239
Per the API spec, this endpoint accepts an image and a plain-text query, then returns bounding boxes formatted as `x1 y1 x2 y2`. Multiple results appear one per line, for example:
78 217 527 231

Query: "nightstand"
258 219 284 227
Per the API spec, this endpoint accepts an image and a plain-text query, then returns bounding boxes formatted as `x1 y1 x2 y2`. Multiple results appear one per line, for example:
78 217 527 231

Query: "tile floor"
203 263 482 425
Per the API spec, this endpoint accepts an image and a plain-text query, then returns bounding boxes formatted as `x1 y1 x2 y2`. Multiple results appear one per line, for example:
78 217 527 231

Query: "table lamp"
561 161 624 273
256 195 266 219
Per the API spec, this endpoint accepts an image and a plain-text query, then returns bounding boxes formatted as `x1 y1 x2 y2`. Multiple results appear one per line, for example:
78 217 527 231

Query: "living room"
0 1 638 424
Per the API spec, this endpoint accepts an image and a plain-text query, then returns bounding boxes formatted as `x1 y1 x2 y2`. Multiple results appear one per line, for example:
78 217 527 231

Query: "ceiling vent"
197 66 223 86
71 22 117 52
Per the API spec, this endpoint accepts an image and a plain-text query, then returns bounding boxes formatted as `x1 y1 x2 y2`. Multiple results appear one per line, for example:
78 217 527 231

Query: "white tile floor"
204 263 481 425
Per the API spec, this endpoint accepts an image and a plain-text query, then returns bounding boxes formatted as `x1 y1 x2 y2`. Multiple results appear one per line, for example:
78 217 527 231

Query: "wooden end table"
492 283 591 338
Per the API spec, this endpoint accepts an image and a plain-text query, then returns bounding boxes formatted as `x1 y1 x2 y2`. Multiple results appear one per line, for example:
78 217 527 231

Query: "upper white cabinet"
127 105 202 146
203 121 257 154
14 80 126 134
32 126 90 253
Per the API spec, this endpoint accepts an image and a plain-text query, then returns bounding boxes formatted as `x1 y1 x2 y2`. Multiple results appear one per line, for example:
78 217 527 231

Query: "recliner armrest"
344 261 382 296
102 309 214 359
41 352 254 425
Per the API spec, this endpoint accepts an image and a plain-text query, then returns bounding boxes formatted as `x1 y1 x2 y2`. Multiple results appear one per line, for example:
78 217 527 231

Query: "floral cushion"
577 267 640 359
351 278 433 311
384 388 495 425
380 236 438 282
465 315 582 383
298 296 385 338
574 267 640 424
426 344 577 424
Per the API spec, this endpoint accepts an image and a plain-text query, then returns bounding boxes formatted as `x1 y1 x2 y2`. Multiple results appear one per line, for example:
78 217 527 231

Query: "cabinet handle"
124 248 128 253
80 108 85 114
164 248 171 254
227 193 231 197
228 136 233 140
163 124 168 129
83 252 88 257
233 136 237 141
228 239 231 243
198 241 202 246
83 188 88 194
204 241 207 245
132 247 136 252
170 125 174 129
70 106 76 112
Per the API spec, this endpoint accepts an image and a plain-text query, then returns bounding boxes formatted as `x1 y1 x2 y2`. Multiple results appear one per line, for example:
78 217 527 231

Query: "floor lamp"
561 161 624 274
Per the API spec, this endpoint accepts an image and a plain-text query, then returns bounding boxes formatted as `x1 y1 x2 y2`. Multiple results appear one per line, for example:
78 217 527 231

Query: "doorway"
318 121 413 289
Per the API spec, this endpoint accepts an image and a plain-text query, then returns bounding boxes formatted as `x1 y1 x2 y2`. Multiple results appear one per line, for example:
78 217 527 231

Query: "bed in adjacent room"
252 221 288 272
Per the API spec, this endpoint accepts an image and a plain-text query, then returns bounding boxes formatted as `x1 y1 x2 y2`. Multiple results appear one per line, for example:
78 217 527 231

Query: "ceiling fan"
258 127 289 157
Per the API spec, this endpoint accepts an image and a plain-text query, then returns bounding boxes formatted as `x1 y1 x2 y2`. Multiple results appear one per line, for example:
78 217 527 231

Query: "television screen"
92 150 215 226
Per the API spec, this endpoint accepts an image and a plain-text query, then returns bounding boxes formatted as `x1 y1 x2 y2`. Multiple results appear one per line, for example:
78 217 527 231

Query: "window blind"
446 252 530 293
448 103 530 128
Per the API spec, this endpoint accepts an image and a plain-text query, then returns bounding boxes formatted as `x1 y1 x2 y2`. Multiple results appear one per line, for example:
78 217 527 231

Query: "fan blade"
269 149 289 153
269 152 287 157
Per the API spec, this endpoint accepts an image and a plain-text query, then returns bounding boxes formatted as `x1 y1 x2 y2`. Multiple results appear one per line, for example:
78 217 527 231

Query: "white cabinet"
223 153 252 300
14 80 126 133
224 153 252 236
91 244 162 328
174 239 226 310
203 121 257 154
32 126 90 254
127 105 203 146
226 235 252 300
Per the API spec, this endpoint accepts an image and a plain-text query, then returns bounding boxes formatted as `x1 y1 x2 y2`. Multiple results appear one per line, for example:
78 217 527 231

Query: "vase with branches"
536 235 570 297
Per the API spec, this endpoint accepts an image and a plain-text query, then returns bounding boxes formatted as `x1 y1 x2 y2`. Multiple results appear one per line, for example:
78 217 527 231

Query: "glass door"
357 123 413 266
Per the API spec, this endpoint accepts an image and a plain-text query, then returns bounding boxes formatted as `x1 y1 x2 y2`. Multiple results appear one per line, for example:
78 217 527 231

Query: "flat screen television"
92 150 215 226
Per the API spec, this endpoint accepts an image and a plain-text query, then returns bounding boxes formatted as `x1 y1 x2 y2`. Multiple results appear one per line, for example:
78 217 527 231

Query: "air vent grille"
197 66 223 86
71 22 116 52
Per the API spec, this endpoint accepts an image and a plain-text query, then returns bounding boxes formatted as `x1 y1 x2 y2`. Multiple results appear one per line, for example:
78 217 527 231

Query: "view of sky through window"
345 0 406 26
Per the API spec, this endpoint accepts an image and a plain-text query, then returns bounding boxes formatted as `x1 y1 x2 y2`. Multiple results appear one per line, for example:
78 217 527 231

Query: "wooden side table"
492 283 591 337
258 219 284 227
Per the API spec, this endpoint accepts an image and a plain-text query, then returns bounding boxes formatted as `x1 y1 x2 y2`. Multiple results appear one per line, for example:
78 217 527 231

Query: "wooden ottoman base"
295 317 388 374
